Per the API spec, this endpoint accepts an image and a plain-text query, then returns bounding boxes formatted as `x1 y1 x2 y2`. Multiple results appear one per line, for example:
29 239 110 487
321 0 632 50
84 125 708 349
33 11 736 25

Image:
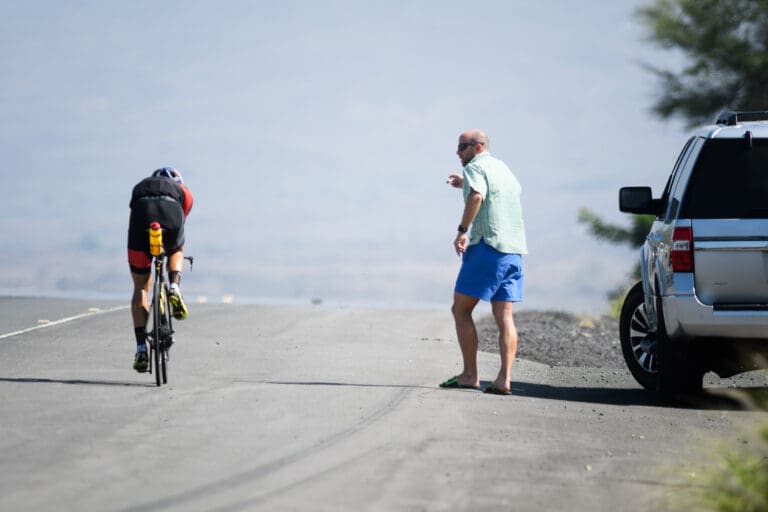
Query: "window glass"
665 137 703 220
681 138 768 219
658 138 693 218
661 137 700 220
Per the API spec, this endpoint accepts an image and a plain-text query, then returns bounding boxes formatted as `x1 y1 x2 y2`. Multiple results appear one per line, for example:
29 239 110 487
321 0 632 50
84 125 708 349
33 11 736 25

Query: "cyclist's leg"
166 248 188 320
128 216 152 372
167 247 184 284
158 200 188 320
131 270 151 329
130 269 151 372
128 201 152 341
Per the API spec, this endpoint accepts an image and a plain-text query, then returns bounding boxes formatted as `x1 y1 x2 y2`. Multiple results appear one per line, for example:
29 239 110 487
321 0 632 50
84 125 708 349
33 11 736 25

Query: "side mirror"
619 186 661 215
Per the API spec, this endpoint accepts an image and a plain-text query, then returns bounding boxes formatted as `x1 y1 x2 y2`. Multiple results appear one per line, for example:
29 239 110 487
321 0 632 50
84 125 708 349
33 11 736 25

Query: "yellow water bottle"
149 222 163 256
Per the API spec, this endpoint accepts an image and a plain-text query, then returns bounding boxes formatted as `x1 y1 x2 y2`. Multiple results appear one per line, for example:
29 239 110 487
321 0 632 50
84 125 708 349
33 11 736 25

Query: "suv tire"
619 281 658 390
655 295 703 402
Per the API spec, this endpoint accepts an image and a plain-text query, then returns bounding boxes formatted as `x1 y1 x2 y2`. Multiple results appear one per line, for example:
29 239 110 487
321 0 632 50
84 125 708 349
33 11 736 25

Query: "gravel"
477 310 625 369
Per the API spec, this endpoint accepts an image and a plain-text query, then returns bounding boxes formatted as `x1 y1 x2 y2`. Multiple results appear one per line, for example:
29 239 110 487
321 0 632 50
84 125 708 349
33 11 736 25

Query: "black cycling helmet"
152 166 183 184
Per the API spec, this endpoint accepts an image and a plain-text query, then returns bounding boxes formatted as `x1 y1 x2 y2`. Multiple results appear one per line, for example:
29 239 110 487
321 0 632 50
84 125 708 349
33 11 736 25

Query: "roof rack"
715 110 768 126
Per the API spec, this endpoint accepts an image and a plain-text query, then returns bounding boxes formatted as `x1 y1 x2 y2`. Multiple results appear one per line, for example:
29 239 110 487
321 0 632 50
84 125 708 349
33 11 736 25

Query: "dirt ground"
478 310 624 368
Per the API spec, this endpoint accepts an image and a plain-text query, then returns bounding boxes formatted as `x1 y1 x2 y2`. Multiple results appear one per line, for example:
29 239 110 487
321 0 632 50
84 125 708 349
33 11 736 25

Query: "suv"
618 110 768 400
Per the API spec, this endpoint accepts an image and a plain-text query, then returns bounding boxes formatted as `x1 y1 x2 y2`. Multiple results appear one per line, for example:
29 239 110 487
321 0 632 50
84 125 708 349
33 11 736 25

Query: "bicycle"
146 221 193 387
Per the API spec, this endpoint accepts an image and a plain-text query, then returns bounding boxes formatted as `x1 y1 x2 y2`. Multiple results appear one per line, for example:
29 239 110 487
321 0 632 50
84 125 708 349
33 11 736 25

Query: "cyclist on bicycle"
127 167 194 372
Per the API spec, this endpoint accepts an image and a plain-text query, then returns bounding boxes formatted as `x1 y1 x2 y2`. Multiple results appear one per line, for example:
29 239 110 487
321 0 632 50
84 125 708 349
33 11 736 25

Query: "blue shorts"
455 240 524 302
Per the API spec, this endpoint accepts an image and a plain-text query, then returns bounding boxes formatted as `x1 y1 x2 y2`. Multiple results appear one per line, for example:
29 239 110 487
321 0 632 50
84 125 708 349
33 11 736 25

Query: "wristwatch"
457 224 468 233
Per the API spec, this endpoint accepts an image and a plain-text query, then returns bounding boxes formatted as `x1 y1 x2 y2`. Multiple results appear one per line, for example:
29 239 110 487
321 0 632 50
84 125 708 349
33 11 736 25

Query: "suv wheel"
655 295 703 402
619 281 658 390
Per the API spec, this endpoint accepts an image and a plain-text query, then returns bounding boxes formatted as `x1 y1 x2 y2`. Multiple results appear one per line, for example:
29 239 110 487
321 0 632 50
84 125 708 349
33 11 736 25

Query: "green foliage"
635 7 768 505
671 426 768 511
607 283 631 319
577 208 654 249
585 0 768 312
578 209 653 315
637 0 768 126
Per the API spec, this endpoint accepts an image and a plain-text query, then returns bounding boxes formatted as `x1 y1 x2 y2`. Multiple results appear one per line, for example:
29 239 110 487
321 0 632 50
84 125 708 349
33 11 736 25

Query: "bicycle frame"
146 222 173 386
145 221 193 387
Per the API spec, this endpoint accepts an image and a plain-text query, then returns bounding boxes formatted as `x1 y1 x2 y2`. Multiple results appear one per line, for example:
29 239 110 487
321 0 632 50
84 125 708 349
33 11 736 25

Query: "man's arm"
447 173 463 189
179 184 194 218
454 190 483 255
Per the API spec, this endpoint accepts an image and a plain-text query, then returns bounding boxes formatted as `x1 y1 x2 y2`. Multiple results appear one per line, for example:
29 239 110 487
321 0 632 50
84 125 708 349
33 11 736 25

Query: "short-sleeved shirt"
462 151 527 254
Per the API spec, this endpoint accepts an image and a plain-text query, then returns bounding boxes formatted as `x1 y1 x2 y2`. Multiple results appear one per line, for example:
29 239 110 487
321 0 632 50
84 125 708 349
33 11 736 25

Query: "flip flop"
439 375 480 389
482 385 511 396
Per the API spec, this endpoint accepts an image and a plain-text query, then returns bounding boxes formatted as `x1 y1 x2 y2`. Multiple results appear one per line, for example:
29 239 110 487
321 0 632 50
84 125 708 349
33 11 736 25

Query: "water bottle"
149 222 163 256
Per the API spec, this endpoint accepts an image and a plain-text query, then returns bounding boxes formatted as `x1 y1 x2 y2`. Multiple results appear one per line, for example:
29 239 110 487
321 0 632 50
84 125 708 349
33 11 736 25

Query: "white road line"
0 305 129 340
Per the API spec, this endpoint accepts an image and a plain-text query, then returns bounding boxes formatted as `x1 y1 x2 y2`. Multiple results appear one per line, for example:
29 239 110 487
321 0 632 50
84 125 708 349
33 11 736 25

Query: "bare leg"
490 300 517 393
166 247 184 283
131 272 151 329
450 292 481 388
166 247 189 320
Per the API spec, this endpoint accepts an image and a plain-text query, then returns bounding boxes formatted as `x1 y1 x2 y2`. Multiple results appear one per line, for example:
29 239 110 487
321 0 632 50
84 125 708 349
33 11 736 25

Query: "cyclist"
127 167 194 372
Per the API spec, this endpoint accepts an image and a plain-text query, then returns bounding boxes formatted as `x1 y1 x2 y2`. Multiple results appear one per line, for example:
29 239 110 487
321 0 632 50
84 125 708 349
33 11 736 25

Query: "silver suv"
618 110 768 400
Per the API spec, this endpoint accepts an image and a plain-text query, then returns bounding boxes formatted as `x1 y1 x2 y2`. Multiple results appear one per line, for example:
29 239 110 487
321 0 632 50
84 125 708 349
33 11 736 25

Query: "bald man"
440 130 528 395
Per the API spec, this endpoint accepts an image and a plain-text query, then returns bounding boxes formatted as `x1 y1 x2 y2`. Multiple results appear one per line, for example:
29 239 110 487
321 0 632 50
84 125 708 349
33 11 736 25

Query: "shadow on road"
247 380 767 411
0 377 154 388
242 380 436 390
512 381 768 411
511 382 657 406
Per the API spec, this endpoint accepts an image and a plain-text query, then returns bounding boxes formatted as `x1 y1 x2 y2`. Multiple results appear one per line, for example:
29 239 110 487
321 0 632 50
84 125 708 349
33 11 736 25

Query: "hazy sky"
1 1 691 313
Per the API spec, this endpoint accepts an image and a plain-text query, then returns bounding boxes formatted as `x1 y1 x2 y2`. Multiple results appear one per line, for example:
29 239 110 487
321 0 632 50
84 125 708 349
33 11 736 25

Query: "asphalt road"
1 298 767 512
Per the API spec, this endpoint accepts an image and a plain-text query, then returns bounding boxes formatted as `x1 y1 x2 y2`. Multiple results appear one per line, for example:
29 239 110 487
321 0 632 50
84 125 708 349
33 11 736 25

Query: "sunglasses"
459 140 485 152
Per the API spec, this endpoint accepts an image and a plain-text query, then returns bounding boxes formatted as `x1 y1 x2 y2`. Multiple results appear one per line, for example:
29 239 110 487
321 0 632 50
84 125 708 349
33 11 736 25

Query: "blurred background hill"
1 1 688 312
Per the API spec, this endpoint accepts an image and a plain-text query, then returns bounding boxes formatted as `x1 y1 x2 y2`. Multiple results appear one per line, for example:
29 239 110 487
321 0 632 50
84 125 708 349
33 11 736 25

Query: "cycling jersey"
130 176 193 218
127 177 194 273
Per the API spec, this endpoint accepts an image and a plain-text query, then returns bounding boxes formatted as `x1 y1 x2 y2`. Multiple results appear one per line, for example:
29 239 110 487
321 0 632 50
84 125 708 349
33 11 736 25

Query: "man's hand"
454 232 468 256
446 174 463 189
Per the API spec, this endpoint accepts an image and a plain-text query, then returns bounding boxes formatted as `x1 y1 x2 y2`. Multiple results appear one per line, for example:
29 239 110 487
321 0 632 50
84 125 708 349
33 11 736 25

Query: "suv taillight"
671 226 693 272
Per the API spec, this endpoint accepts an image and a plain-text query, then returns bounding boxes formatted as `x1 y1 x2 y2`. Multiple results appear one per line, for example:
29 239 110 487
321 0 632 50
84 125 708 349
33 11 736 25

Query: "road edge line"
0 305 129 340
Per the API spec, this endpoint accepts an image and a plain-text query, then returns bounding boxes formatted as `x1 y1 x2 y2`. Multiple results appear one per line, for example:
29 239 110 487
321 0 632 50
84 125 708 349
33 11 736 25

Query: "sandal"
439 375 480 389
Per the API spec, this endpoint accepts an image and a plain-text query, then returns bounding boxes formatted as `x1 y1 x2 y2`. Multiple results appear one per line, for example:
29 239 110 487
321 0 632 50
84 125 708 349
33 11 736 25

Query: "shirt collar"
469 150 490 165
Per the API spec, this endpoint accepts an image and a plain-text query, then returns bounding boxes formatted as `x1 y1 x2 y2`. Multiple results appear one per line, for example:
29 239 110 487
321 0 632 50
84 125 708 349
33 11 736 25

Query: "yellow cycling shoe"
168 286 188 320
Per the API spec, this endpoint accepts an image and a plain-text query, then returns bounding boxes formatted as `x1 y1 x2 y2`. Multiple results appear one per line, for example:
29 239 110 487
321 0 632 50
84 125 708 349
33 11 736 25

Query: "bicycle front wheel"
152 278 162 387
160 285 172 384
160 284 170 384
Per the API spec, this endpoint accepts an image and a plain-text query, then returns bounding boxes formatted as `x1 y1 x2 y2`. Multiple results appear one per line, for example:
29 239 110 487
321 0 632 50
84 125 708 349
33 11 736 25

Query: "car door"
644 138 699 296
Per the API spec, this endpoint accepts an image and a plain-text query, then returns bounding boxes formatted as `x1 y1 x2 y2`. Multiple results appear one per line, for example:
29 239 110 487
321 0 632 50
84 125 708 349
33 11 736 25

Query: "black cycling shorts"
127 196 185 273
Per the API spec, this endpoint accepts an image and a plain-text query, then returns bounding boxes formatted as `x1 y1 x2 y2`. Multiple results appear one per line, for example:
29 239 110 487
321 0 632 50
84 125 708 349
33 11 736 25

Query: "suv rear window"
681 138 768 219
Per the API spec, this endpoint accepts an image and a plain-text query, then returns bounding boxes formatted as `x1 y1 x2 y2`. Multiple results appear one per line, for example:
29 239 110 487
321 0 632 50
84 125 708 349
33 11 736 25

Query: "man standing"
440 130 527 395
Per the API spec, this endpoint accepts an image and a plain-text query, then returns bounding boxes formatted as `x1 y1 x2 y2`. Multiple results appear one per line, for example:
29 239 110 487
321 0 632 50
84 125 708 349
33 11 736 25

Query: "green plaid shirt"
462 152 527 254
